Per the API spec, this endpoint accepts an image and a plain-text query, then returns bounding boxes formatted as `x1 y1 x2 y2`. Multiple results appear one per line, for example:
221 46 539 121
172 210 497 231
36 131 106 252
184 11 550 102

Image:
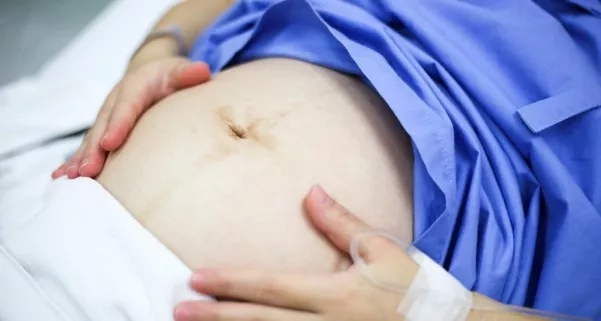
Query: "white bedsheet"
0 0 179 221
1 178 208 321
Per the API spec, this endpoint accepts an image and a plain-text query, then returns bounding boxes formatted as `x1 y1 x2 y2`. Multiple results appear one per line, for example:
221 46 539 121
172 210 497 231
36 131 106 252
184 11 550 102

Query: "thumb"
173 61 211 89
305 185 396 262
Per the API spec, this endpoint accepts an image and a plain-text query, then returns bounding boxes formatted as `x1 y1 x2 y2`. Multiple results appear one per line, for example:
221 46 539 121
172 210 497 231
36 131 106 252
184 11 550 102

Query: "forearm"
467 294 548 321
128 0 236 71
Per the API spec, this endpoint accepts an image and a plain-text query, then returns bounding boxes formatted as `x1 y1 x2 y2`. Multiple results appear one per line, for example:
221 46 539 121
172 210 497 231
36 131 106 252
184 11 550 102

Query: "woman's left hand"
174 185 420 321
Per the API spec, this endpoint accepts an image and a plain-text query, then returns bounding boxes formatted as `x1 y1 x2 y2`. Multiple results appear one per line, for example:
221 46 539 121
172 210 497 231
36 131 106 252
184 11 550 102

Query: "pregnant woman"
29 0 601 320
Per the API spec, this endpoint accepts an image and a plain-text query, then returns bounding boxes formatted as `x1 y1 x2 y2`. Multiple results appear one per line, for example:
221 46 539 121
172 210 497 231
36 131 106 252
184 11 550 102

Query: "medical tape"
400 247 472 321
350 230 472 321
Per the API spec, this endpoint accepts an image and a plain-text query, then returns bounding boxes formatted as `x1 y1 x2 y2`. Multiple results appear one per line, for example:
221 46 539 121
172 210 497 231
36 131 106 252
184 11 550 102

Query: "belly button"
229 124 248 139
226 122 275 150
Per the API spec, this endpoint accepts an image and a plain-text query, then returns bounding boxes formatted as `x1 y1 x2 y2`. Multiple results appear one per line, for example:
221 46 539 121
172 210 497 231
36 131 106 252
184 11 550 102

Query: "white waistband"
0 178 211 321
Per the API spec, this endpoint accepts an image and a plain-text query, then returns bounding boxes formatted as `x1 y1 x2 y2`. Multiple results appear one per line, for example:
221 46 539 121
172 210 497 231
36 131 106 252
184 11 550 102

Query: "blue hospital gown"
189 0 601 319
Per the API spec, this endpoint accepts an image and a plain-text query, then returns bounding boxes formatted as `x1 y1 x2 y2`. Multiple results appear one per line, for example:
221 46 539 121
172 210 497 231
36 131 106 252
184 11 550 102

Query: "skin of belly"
96 58 414 274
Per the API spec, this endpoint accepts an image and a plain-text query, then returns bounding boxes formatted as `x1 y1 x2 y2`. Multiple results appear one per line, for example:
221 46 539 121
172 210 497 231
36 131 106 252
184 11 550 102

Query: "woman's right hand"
51 57 211 180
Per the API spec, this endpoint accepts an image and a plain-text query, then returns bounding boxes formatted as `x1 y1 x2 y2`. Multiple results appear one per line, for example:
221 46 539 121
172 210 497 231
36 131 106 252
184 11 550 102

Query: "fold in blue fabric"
189 0 601 318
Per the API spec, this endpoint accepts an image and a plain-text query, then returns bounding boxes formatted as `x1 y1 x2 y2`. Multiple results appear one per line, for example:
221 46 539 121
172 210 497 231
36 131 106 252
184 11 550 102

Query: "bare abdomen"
96 58 414 273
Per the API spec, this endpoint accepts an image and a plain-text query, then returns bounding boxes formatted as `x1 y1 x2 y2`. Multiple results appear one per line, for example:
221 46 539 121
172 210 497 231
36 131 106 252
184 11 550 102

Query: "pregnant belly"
96 58 414 273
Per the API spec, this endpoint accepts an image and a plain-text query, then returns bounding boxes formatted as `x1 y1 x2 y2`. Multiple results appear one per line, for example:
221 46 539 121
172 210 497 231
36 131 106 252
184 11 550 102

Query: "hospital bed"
0 0 179 232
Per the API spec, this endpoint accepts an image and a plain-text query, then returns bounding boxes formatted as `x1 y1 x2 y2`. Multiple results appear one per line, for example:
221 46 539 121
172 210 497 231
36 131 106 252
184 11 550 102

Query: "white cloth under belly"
0 177 211 321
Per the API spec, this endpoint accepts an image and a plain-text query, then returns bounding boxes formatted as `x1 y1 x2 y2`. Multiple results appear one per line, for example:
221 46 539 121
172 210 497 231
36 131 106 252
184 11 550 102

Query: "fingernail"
190 272 206 288
67 164 78 178
174 304 191 321
310 185 330 205
100 135 109 148
78 159 89 175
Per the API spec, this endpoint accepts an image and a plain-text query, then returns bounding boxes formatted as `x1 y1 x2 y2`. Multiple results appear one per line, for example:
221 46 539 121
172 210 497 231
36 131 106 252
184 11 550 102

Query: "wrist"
128 37 180 72
128 23 190 72
466 293 526 321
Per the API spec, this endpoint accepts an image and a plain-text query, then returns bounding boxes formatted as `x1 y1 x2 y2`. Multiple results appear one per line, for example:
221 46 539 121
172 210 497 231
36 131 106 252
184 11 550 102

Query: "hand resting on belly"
96 58 414 274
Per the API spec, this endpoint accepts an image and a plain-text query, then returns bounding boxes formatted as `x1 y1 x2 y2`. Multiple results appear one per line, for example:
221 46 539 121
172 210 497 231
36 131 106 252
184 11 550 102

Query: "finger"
77 140 108 178
86 83 120 154
100 61 209 152
99 73 155 151
51 163 68 179
65 147 84 179
76 121 110 178
54 81 118 179
304 185 400 262
77 114 114 178
190 269 331 312
174 62 211 89
174 301 318 321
